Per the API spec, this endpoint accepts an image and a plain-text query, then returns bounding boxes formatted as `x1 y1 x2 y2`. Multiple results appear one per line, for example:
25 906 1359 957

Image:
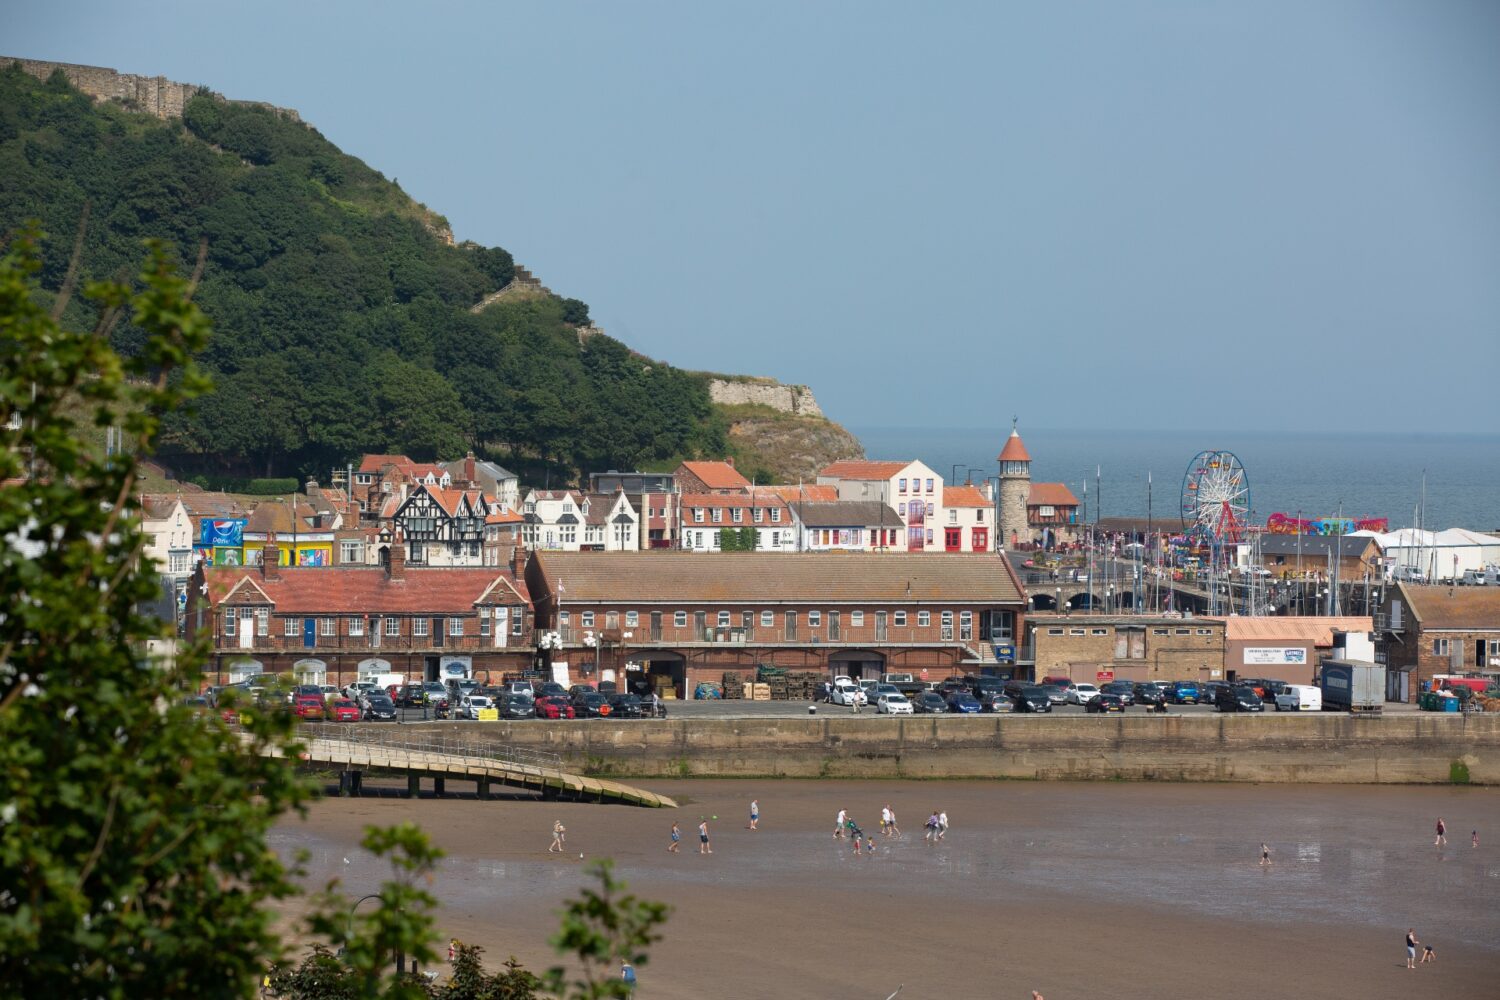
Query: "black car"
395 684 425 707
535 682 569 700
498 695 535 720
1201 681 1232 706
1215 685 1264 713
362 694 398 721
1086 693 1126 713
574 693 613 718
568 684 597 701
968 675 1008 699
1132 682 1167 707
1010 685 1053 713
913 691 948 714
937 677 969 697
597 680 618 696
1100 681 1135 705
608 693 644 718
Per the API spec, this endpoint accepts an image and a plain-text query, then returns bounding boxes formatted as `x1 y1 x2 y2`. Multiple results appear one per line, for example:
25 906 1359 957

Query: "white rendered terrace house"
521 490 640 552
817 460 947 552
679 491 799 552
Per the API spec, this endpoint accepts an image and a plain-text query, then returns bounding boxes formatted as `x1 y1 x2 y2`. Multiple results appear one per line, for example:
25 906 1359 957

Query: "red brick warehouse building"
524 551 1028 697
186 540 535 687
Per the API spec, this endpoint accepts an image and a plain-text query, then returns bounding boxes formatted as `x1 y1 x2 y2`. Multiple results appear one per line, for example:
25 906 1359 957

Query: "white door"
238 609 253 649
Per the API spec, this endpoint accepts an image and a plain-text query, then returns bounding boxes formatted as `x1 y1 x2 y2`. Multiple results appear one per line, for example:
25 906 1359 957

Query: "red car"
293 695 325 721
329 699 361 722
533 696 576 720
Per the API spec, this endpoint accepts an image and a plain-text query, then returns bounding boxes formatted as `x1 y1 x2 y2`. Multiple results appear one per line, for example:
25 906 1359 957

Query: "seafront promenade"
320 711 1499 786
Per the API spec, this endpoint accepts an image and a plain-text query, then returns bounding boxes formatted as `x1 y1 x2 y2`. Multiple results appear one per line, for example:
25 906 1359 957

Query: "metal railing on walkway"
309 726 563 775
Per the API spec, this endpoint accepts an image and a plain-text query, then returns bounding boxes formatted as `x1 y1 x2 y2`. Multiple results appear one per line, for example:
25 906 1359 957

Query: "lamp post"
347 892 409 974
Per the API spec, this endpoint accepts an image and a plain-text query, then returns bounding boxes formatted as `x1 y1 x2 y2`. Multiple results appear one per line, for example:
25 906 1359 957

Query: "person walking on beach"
835 808 847 839
880 804 892 837
749 798 760 830
887 805 901 839
668 821 681 853
937 810 949 840
1260 843 1272 866
1406 928 1419 969
549 819 566 853
924 811 940 844
1473 829 1479 848
698 817 713 854
1435 817 1447 847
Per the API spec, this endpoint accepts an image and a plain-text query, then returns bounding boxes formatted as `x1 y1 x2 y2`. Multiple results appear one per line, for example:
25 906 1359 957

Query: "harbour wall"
352 714 1500 785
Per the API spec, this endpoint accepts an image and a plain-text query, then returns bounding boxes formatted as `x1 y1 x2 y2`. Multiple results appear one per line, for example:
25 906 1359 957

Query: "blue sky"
10 1 1499 434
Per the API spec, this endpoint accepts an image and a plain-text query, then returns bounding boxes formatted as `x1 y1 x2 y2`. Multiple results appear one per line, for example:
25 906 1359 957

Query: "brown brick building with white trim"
1375 583 1500 702
524 551 1027 697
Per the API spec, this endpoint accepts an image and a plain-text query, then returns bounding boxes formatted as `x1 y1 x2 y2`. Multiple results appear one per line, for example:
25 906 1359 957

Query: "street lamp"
347 893 409 974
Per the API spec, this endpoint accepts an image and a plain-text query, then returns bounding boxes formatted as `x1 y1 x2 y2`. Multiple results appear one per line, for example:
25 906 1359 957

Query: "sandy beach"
271 780 1500 999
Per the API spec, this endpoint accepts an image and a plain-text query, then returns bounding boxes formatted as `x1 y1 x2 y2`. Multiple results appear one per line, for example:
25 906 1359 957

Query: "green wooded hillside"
0 63 726 479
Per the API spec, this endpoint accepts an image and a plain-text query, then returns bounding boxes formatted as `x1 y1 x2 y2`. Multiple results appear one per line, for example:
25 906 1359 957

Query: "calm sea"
853 426 1500 533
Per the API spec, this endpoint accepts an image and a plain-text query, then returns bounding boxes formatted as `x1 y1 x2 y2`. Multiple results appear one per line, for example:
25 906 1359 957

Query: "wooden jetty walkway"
255 729 677 808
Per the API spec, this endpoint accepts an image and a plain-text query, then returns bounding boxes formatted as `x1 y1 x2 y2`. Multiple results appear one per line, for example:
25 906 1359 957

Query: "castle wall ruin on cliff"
708 378 824 418
4 55 298 121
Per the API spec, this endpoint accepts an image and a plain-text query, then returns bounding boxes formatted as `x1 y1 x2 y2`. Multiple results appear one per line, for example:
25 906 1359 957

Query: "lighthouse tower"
997 421 1031 550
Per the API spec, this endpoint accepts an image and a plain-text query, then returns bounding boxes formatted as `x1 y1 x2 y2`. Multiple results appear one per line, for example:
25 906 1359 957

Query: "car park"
1132 682 1167 707
329 699 360 722
1215 686 1265 713
858 679 882 702
535 682 569 700
946 692 982 714
830 681 867 706
1200 681 1231 706
913 691 948 714
1040 684 1069 706
568 684 597 700
1086 693 1126 713
362 694 398 721
877 693 914 715
1100 681 1135 705
870 683 903 704
1010 685 1053 713
459 694 494 720
534 695 576 720
1041 676 1078 697
1068 683 1101 706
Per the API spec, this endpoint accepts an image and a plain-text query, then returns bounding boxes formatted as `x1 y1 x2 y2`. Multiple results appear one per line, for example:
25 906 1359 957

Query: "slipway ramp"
257 728 677 808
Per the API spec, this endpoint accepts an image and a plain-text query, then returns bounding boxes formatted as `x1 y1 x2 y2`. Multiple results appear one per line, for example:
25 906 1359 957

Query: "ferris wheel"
1181 450 1250 544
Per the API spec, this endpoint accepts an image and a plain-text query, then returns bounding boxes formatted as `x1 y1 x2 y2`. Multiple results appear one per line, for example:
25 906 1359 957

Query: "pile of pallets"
720 672 744 699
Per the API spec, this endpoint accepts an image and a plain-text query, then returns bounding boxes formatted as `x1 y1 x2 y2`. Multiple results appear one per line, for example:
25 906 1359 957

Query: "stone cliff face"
708 377 823 417
3 55 298 121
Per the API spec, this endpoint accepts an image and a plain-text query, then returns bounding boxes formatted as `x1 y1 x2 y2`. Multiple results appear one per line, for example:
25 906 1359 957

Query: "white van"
1274 684 1322 712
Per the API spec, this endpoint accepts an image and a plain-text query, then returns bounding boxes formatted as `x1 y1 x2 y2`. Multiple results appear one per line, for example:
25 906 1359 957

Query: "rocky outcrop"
709 377 823 417
726 411 863 483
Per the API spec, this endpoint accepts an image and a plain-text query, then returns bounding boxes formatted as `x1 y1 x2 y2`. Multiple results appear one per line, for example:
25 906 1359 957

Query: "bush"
190 474 299 494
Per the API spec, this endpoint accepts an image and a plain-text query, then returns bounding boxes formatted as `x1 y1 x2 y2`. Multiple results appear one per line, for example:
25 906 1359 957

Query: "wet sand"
272 781 1500 999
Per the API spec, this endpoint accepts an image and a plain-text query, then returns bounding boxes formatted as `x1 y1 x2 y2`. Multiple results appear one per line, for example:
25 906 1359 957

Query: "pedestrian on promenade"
1260 843 1272 866
668 821 681 853
1406 928 1419 969
1435 817 1447 847
835 808 847 839
938 810 949 840
549 820 566 853
621 960 637 997
749 798 760 830
698 817 713 854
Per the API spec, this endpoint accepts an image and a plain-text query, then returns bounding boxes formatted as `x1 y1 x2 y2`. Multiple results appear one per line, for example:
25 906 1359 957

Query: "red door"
944 528 961 552
972 527 988 552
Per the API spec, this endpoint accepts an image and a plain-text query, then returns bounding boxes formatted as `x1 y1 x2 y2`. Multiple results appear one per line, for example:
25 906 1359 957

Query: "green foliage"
544 860 670 1000
0 64 725 480
0 229 315 995
189 473 299 494
1449 759 1471 784
717 527 760 551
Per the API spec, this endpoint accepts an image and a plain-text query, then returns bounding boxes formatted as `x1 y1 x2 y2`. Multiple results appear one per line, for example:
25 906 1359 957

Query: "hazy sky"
11 1 1500 434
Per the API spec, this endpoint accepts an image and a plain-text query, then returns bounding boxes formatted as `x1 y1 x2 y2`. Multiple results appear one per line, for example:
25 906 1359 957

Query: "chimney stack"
261 532 280 581
388 529 406 581
464 451 477 488
725 457 735 468
509 542 526 579
305 478 319 495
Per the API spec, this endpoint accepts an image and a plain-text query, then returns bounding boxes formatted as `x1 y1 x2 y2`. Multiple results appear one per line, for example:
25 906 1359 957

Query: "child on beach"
1260 843 1272 866
668 821 681 853
549 820 566 853
864 836 875 856
749 799 759 830
1420 944 1436 964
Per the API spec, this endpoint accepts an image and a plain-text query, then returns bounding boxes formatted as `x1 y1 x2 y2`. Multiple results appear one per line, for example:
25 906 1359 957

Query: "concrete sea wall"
357 714 1500 785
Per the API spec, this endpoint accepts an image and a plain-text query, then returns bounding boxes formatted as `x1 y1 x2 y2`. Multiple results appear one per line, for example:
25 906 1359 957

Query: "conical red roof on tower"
998 427 1031 462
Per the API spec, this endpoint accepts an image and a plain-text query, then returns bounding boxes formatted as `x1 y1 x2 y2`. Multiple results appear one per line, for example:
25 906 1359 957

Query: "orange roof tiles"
1028 483 1079 507
205 566 529 612
819 460 912 480
678 461 752 491
757 484 839 503
944 485 991 507
998 430 1031 462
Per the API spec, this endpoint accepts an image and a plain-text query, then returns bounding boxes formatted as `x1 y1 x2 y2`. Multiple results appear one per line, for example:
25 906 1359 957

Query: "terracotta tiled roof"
1209 616 1373 645
419 486 488 518
998 430 1031 462
818 460 911 480
944 485 991 508
1398 584 1500 630
244 499 333 536
137 495 185 520
205 566 530 611
176 492 250 518
358 454 416 474
532 551 1025 604
757 484 839 503
678 461 751 491
680 493 791 514
1028 483 1079 507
